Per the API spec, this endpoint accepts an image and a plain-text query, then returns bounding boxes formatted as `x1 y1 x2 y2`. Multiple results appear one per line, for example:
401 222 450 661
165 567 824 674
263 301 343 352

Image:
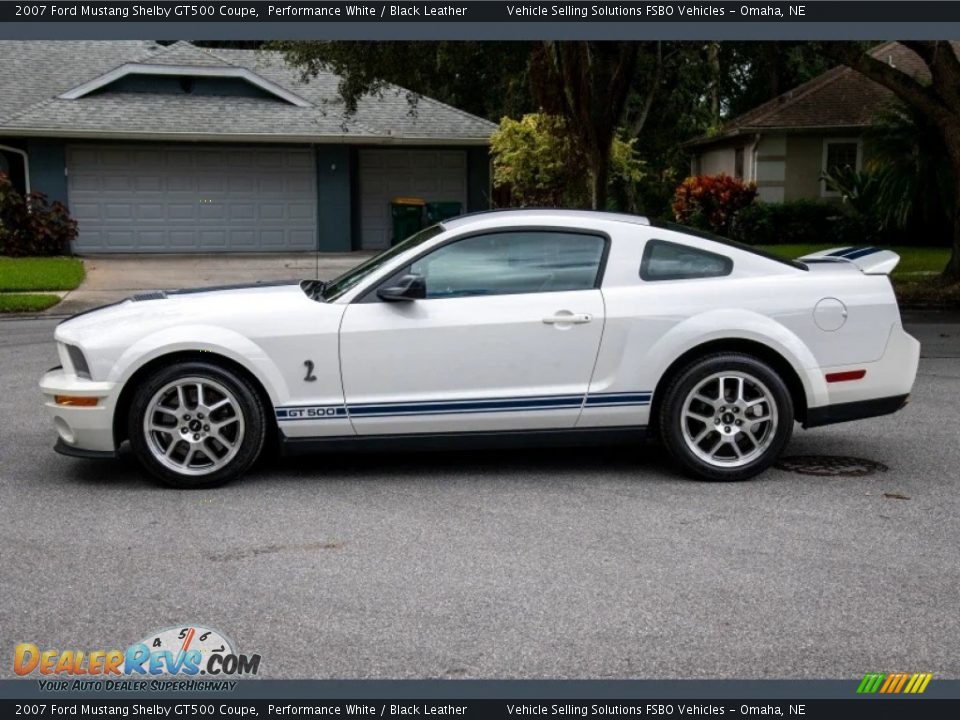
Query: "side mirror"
377 274 426 302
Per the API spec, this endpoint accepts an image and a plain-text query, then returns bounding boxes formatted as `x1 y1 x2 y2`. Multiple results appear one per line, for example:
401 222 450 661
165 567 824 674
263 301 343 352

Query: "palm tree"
822 102 954 246
865 102 954 241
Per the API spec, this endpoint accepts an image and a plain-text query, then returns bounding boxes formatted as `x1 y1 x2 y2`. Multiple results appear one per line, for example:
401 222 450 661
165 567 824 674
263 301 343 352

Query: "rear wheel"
128 362 266 489
659 353 793 481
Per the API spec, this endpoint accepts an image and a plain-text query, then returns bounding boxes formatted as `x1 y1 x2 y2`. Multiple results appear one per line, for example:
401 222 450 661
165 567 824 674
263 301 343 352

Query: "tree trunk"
763 44 782 100
708 42 721 126
942 124 960 283
589 148 610 210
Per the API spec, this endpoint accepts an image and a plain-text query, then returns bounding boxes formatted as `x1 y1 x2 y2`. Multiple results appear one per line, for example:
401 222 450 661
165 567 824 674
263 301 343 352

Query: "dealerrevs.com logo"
14 625 261 690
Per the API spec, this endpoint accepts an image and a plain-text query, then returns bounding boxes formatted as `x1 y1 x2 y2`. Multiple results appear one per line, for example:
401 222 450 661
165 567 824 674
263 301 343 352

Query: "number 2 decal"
303 360 317 382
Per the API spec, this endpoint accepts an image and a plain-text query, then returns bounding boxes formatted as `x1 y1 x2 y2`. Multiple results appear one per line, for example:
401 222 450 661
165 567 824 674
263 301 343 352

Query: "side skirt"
279 425 647 457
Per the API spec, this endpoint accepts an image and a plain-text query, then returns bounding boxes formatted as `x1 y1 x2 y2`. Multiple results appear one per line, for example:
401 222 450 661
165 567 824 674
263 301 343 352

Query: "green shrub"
491 113 644 208
0 173 78 257
729 200 891 247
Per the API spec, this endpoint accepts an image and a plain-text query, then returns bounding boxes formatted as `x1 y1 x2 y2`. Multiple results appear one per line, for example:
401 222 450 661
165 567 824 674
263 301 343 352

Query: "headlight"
64 344 91 380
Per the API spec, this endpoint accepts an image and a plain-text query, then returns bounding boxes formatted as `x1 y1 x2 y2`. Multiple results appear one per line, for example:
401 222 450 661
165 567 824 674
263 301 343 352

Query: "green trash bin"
390 197 426 245
425 201 463 225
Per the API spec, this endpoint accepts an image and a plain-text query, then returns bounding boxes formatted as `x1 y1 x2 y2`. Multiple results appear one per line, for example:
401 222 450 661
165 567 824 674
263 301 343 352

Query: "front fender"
108 324 289 406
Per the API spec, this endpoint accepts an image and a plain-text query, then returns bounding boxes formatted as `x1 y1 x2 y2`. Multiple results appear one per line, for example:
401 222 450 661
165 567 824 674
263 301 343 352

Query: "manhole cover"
775 455 889 477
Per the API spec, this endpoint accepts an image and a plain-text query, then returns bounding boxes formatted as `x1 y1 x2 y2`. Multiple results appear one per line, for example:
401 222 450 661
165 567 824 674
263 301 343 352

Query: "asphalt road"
1 316 958 680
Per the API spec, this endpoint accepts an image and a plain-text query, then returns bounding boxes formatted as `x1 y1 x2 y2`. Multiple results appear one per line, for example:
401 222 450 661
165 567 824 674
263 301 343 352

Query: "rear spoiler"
798 246 900 275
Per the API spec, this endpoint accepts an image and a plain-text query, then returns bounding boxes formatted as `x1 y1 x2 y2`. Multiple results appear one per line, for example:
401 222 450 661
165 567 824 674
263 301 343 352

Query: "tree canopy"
268 40 960 277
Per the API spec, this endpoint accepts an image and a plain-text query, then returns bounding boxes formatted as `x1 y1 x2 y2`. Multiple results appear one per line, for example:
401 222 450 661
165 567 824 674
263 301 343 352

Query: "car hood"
56 281 317 341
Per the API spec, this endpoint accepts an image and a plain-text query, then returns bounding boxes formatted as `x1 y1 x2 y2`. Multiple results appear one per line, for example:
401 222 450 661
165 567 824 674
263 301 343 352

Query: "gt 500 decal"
276 406 347 420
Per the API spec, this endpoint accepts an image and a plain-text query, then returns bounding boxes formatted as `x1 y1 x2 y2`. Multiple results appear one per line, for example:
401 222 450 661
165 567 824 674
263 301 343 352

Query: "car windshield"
318 224 446 302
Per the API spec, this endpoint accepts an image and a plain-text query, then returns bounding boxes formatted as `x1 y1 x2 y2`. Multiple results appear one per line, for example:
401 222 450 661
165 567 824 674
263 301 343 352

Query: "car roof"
440 210 804 271
441 208 651 230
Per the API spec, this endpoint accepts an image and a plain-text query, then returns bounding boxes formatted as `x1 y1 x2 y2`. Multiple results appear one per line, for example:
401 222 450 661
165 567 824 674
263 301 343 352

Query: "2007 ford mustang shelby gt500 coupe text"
41 210 920 488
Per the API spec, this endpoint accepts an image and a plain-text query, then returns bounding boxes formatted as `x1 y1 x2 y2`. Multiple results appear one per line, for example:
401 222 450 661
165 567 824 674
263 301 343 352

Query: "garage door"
358 149 467 250
67 145 317 252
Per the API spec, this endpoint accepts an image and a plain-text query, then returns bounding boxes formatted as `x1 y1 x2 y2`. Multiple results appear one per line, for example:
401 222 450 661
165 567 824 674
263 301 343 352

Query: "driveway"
0 316 958 679
53 252 373 316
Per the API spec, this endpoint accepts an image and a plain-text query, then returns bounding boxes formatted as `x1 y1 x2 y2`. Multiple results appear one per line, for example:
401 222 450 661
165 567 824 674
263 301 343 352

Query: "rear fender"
646 309 828 409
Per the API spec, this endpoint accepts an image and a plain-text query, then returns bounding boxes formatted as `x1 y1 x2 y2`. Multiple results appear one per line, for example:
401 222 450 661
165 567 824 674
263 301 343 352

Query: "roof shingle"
688 42 959 146
0 41 496 143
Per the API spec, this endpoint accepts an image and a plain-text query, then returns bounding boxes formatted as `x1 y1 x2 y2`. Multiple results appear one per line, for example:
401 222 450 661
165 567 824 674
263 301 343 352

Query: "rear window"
641 240 733 281
647 219 807 271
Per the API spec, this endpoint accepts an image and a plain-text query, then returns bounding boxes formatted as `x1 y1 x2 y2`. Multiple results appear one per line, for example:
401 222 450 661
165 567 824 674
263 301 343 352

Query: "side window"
640 239 733 281
399 231 606 299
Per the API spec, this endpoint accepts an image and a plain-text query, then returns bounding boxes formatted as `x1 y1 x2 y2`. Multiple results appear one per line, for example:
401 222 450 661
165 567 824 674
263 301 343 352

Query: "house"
685 42 953 204
0 41 496 253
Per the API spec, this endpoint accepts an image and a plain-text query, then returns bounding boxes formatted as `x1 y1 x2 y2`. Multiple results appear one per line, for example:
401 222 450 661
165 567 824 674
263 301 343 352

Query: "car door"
338 229 608 435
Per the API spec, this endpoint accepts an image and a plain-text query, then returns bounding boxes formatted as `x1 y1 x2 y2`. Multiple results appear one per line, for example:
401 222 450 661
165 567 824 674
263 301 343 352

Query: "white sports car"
41 209 920 488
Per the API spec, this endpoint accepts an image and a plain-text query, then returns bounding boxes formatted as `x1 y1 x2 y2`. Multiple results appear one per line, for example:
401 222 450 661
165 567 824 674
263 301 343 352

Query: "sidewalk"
51 252 373 316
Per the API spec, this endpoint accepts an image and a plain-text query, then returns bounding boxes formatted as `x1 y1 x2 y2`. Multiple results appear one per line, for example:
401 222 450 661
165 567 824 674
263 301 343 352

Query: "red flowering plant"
0 172 77 256
672 174 758 236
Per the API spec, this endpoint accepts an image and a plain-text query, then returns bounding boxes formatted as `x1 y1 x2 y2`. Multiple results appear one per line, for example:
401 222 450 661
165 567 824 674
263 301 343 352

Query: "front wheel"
128 362 266 489
659 353 794 481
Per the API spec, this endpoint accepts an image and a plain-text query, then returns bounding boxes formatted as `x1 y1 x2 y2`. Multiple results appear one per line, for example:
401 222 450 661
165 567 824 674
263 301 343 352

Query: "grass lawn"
0 293 62 313
0 256 85 291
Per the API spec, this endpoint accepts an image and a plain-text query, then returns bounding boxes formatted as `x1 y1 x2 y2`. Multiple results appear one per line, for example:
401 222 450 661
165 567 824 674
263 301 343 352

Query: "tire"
658 352 794 481
127 361 266 489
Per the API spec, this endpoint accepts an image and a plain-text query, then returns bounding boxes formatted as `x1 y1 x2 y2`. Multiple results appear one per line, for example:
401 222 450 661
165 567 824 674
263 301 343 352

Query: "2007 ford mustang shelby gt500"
41 210 920 488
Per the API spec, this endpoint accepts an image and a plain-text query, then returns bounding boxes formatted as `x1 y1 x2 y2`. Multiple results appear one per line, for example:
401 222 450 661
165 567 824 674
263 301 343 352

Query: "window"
821 138 862 197
647 219 806 271
734 147 745 180
321 224 444 301
392 231 606 300
640 240 733 281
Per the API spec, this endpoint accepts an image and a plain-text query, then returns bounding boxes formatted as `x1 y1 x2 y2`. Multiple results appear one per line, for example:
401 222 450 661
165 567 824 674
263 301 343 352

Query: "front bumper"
54 438 116 459
40 367 118 454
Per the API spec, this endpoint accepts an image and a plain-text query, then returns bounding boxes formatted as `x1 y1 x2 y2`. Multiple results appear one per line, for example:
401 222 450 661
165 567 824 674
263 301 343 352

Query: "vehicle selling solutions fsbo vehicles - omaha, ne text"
40 209 920 488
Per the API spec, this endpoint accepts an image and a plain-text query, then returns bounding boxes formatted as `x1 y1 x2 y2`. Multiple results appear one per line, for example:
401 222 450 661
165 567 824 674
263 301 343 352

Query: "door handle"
543 311 593 325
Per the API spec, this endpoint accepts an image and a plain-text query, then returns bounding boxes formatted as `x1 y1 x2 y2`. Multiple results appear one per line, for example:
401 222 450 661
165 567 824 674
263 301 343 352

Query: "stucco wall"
784 135 824 201
784 132 867 202
754 134 786 203
696 147 737 177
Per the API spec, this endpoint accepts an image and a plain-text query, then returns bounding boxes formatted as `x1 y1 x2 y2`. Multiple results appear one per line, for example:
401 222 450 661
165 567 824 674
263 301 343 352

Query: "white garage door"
358 149 467 250
67 144 317 252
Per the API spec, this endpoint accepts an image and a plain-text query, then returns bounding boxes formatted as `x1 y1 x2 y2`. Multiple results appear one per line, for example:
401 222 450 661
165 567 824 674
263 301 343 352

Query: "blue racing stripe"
348 393 583 410
827 246 879 259
349 403 585 419
585 393 651 406
349 395 584 416
275 391 653 420
842 246 882 260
